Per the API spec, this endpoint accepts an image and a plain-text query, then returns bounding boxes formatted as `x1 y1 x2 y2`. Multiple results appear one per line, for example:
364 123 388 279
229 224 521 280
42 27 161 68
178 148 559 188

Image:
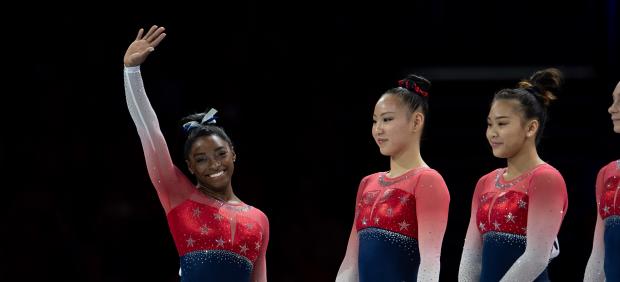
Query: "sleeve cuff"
124 65 141 73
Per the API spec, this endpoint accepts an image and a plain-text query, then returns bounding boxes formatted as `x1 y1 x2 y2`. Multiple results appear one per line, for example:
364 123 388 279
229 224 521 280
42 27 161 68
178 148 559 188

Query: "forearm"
417 257 440 282
458 246 481 282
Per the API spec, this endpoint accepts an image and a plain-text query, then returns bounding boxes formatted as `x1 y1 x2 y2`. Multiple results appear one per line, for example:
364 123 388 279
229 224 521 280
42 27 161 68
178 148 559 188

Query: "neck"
506 143 544 177
197 183 235 202
389 142 427 177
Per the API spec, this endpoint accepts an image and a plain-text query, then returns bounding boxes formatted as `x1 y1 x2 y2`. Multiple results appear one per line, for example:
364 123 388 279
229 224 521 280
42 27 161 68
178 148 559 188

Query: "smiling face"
372 94 418 156
609 82 620 133
486 99 537 158
186 134 236 192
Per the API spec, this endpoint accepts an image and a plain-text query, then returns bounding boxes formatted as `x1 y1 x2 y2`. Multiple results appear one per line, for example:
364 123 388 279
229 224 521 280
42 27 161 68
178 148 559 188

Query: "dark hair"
181 111 234 160
384 74 431 116
493 68 563 144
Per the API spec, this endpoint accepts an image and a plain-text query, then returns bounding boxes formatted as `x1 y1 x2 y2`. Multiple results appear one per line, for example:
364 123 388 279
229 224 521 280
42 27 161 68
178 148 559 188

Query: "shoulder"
359 172 383 186
416 168 447 184
248 206 270 228
477 168 500 186
419 168 443 179
532 164 564 180
600 159 619 175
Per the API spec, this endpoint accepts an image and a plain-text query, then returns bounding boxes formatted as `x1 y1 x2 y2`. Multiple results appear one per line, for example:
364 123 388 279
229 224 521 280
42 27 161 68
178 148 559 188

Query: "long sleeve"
335 177 368 282
584 167 607 282
458 178 485 282
499 169 567 282
252 211 270 282
415 171 450 282
124 66 193 213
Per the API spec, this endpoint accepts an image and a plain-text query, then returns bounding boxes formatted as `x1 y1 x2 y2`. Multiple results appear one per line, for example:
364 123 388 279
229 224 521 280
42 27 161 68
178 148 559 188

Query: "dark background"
2 1 619 281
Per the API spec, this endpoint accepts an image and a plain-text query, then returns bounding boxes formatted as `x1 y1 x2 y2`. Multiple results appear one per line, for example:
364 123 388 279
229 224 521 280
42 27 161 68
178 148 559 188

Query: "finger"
150 33 166 47
148 27 165 42
144 25 158 40
135 28 144 41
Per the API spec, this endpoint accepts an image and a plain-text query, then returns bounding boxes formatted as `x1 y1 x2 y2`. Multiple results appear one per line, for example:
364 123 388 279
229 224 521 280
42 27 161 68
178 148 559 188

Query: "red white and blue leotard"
459 163 567 282
124 66 269 282
337 167 450 282
585 159 620 281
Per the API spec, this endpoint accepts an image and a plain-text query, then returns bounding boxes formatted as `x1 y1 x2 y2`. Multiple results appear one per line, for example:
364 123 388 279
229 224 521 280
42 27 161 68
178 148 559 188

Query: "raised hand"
124 25 167 67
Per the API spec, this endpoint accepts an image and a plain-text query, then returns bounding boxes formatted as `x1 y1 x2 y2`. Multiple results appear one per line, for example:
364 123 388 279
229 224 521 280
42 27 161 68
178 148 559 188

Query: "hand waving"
123 25 167 67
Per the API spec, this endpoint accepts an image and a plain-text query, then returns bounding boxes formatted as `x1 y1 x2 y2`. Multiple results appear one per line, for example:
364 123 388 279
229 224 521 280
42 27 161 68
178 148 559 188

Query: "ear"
230 146 237 163
186 159 194 175
411 112 425 133
525 119 539 138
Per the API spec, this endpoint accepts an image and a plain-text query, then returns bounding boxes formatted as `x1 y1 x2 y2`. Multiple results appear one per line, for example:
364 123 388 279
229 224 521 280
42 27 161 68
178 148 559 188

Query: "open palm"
124 25 166 67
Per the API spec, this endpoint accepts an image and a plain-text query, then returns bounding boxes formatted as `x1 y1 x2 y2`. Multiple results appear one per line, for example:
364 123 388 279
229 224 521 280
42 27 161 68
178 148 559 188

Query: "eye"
383 117 393 122
372 119 377 124
498 122 507 126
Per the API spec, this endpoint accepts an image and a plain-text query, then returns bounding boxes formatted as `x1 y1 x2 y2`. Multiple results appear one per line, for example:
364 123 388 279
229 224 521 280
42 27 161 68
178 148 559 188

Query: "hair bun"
398 74 431 97
518 68 563 107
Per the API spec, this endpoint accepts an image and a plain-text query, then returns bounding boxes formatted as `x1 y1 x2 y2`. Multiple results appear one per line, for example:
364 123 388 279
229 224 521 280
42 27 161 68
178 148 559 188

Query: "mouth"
376 138 388 145
489 142 502 148
208 171 225 178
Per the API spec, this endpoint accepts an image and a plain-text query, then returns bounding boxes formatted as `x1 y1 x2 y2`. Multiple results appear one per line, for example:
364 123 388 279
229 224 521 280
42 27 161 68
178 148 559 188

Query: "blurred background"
2 0 619 281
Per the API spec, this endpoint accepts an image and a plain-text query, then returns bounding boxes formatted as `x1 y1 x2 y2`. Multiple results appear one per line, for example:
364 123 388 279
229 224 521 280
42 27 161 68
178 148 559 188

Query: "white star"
186 236 195 247
399 195 409 205
522 227 527 234
386 208 393 217
239 244 249 254
505 212 516 223
200 224 209 235
518 199 527 209
255 241 261 251
603 206 611 215
363 193 375 204
493 221 501 230
192 207 201 217
479 222 486 231
215 237 225 247
381 189 393 201
398 220 410 231
213 213 224 221
362 217 368 225
374 217 380 224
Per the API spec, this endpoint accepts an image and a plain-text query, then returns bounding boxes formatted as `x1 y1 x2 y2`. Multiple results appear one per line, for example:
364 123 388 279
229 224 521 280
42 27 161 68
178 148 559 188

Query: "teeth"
209 171 224 178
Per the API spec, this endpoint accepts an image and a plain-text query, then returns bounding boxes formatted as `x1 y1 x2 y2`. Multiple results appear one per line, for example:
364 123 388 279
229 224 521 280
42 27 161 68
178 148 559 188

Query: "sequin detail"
378 167 428 187
605 215 620 228
494 168 534 189
358 228 419 261
180 249 253 273
482 231 527 247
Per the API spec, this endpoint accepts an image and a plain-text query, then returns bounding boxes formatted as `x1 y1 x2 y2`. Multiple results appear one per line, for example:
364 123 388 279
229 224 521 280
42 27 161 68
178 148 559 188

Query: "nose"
610 102 619 115
374 122 383 135
487 126 497 138
209 159 222 170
